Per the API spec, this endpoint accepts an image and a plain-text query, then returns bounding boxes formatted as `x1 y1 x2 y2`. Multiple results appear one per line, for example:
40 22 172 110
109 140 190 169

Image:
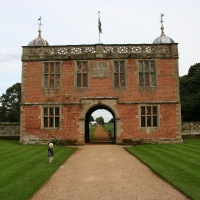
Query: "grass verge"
89 124 97 140
125 139 200 200
103 123 114 136
0 140 77 200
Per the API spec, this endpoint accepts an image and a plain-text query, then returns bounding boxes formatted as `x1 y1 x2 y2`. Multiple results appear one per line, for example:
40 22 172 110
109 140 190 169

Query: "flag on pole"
98 11 102 33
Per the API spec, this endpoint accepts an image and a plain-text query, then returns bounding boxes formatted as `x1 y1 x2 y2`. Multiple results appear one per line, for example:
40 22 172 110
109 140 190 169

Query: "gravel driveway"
31 145 188 200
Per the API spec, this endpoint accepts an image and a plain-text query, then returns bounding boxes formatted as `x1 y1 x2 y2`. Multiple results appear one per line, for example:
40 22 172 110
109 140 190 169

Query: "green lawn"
103 123 114 137
89 124 97 140
125 139 200 200
0 140 77 200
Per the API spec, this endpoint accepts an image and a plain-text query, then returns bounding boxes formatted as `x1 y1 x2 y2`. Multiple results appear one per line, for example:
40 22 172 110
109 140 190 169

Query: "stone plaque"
92 62 109 77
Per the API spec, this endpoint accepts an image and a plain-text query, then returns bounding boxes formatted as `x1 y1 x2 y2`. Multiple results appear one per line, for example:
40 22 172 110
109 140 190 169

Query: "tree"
188 63 200 77
96 116 104 125
109 118 114 123
0 83 21 122
89 115 94 122
180 63 200 121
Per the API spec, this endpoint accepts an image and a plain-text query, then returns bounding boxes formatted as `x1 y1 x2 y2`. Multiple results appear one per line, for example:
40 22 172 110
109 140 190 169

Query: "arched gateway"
80 101 119 143
20 17 183 145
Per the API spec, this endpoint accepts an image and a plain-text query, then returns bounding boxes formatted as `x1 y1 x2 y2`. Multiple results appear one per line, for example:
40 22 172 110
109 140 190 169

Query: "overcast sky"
92 109 113 123
0 0 200 121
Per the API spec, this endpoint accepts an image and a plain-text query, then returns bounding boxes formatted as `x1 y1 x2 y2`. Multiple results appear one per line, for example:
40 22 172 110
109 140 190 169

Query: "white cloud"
92 109 113 123
0 53 20 63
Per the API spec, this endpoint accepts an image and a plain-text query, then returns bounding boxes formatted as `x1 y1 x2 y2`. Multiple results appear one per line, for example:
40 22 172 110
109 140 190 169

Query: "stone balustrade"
22 43 178 61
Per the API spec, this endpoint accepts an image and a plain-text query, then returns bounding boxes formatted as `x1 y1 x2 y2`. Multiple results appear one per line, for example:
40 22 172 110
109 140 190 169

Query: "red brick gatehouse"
20 17 182 145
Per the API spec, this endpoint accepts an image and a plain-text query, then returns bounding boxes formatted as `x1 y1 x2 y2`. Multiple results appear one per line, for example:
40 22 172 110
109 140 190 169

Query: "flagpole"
99 32 100 43
98 11 102 43
99 29 100 43
98 11 100 43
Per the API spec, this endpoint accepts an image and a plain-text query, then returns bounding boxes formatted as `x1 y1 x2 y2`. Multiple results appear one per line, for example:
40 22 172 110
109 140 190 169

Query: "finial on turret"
28 16 49 46
153 13 175 44
38 16 43 35
160 13 164 33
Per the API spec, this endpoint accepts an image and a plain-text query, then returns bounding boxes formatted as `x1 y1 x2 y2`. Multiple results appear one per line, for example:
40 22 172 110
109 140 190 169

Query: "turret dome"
153 32 175 44
153 14 175 44
28 17 49 46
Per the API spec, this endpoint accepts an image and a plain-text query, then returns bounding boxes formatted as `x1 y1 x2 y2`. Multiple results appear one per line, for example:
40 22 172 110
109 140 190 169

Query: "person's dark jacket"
48 147 54 157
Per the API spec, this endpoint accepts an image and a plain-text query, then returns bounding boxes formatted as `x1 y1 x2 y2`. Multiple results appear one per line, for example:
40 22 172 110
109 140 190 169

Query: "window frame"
43 62 61 89
113 60 126 87
42 107 61 129
138 60 156 87
140 105 159 128
76 61 88 88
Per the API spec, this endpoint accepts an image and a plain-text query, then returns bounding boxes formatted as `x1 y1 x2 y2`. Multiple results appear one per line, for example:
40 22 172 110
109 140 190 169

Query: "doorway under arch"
85 105 116 143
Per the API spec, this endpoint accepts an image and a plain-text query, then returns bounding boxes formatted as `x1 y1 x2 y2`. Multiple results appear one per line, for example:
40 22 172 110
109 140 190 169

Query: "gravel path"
92 125 109 141
31 144 188 200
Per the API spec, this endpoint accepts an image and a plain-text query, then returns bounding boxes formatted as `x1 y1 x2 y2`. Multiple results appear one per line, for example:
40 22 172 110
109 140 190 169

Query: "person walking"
48 143 54 163
107 130 112 140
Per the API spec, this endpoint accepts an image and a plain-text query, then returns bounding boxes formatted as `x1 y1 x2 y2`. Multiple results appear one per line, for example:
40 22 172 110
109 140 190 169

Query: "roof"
28 29 49 46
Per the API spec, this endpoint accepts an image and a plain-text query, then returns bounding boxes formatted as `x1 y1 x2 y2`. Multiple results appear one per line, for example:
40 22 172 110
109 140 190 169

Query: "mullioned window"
138 60 156 87
114 61 126 87
43 62 61 88
140 106 158 128
43 107 60 128
76 61 88 87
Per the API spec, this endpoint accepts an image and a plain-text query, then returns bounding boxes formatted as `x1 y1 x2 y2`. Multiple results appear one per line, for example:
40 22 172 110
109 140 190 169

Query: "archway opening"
85 105 116 144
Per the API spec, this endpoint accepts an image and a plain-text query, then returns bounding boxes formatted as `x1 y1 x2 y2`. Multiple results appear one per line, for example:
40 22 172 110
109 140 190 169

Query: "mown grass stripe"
125 139 200 200
132 146 200 178
0 140 77 200
159 143 200 155
145 145 200 166
148 144 200 170
0 147 47 169
138 143 200 161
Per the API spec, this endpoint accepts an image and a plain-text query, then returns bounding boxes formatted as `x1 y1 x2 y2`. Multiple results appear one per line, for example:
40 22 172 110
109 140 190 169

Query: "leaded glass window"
140 106 158 127
43 62 61 88
43 107 60 128
138 60 156 87
114 61 126 87
76 61 88 87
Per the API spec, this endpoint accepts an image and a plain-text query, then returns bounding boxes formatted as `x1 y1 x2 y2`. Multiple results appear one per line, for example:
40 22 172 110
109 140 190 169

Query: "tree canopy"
109 118 114 123
96 116 104 125
180 63 200 121
188 63 200 77
89 115 94 122
0 83 21 122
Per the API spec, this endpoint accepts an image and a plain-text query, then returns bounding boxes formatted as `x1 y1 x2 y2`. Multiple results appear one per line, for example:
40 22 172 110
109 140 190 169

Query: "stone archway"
85 105 115 143
77 98 122 145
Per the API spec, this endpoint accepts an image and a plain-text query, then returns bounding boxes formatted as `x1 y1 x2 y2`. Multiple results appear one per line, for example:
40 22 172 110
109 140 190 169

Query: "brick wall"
22 59 179 103
21 44 182 144
21 58 182 144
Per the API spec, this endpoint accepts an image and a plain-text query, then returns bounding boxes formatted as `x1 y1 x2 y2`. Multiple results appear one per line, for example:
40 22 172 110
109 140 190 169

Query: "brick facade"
20 44 182 144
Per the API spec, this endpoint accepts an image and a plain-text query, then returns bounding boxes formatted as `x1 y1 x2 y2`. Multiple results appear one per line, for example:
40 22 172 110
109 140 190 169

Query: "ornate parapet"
22 43 178 61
